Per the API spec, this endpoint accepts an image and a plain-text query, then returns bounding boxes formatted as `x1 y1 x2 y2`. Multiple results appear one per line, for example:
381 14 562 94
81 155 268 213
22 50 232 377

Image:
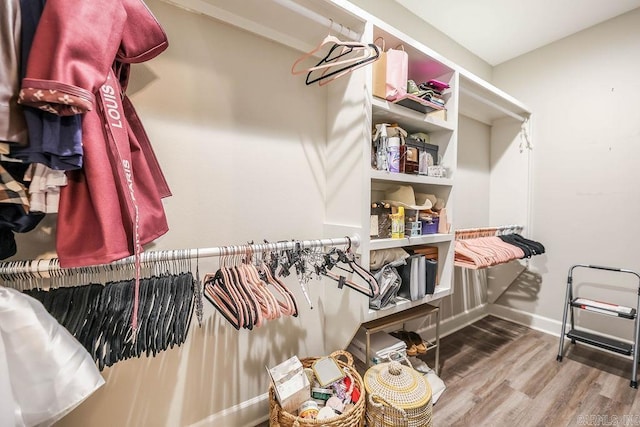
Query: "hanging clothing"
0 161 45 260
0 287 105 427
454 233 545 269
0 0 28 152
23 163 67 213
498 233 546 257
19 0 171 267
7 0 84 170
0 163 29 212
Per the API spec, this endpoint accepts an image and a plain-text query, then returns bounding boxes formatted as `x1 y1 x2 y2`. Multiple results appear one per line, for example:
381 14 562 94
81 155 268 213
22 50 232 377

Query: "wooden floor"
419 315 640 426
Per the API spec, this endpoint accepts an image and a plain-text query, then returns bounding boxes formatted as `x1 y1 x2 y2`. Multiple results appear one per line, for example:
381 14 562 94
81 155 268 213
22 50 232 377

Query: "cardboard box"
427 108 447 121
267 356 310 413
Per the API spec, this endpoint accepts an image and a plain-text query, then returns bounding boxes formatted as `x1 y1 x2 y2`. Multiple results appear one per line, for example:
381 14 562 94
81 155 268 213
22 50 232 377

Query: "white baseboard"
417 303 490 340
188 392 269 427
488 303 562 337
489 303 637 360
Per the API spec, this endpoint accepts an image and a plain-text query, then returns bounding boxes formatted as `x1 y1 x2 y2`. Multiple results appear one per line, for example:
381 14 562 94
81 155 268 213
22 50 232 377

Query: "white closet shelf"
458 72 531 125
370 170 453 186
372 97 454 134
366 288 451 317
161 0 366 54
370 234 453 251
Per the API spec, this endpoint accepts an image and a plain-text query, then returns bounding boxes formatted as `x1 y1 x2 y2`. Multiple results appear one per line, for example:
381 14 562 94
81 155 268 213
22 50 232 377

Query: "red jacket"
19 0 171 267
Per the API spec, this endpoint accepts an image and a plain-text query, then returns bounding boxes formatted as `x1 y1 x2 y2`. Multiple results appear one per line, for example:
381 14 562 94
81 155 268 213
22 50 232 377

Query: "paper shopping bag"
372 40 408 101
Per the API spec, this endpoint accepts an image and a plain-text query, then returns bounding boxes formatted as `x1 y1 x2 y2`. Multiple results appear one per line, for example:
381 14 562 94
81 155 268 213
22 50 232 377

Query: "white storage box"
267 355 310 413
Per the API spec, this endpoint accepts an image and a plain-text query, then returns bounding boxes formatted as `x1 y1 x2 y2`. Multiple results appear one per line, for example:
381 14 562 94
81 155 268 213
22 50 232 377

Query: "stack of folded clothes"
407 79 449 108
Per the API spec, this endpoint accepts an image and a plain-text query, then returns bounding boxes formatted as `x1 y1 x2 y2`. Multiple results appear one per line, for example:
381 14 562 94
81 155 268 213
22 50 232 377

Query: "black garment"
0 161 45 259
498 234 545 258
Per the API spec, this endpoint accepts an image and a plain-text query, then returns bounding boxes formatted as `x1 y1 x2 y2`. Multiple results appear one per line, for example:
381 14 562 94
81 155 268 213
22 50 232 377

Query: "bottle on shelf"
375 123 389 171
391 206 405 238
387 136 400 173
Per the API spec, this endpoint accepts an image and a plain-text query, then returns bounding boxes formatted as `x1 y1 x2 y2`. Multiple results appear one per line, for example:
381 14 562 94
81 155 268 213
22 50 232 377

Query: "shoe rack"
359 303 440 374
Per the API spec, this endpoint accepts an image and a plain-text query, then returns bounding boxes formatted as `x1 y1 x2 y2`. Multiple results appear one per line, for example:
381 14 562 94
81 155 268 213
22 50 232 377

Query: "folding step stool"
556 264 640 388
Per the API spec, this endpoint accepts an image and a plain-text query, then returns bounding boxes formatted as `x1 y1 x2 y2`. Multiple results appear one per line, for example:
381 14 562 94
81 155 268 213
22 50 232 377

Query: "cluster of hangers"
0 236 377 335
0 249 197 282
454 225 545 269
204 239 379 330
291 21 380 86
11 254 198 369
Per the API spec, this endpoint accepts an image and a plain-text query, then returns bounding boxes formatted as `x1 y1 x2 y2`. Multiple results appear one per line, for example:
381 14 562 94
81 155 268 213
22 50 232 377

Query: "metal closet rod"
455 225 523 233
454 225 524 239
0 234 361 276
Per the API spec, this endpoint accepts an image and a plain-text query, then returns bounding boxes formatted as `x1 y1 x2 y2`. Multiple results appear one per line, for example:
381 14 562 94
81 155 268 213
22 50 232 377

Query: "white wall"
454 116 491 229
437 115 491 321
492 8 640 339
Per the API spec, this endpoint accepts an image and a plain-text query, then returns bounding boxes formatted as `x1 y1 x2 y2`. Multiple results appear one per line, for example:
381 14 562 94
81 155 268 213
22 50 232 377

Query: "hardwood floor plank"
595 370 637 405
515 351 563 399
453 380 528 426
430 316 639 427
428 390 478 426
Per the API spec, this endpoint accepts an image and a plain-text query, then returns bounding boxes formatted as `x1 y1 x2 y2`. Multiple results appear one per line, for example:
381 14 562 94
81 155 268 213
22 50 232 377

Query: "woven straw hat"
364 361 431 409
383 185 434 211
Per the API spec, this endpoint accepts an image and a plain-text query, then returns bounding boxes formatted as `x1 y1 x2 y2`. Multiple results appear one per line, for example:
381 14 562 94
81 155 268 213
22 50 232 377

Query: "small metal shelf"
360 303 440 373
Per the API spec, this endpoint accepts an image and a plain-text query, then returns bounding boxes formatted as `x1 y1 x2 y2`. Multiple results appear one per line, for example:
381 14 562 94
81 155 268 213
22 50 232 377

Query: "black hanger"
305 43 380 85
318 246 379 298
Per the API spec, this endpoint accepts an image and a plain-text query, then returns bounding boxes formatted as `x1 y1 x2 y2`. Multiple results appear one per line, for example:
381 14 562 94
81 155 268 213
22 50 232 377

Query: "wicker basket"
269 350 366 427
364 359 433 427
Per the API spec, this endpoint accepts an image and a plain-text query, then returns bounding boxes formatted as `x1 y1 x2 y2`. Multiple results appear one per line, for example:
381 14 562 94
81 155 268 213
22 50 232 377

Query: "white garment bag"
0 287 105 427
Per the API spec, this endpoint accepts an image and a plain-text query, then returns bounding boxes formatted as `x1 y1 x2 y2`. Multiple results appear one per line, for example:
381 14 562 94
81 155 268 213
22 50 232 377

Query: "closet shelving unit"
158 0 532 347
364 21 458 319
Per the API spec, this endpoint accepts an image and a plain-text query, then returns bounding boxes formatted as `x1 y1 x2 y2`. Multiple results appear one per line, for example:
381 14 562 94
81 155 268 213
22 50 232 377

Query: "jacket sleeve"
118 0 168 64
18 0 127 115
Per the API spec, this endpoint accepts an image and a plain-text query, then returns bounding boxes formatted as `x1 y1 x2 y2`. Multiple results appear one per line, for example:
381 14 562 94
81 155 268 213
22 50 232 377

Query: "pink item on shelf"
427 79 450 92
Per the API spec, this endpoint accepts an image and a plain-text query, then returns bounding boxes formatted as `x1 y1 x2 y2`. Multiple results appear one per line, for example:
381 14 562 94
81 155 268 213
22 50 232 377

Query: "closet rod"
455 225 523 236
271 0 360 40
455 225 523 232
459 86 526 123
0 235 360 276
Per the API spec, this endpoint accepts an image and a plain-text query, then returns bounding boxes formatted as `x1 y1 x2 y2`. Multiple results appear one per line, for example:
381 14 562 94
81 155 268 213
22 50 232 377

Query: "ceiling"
393 0 640 66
